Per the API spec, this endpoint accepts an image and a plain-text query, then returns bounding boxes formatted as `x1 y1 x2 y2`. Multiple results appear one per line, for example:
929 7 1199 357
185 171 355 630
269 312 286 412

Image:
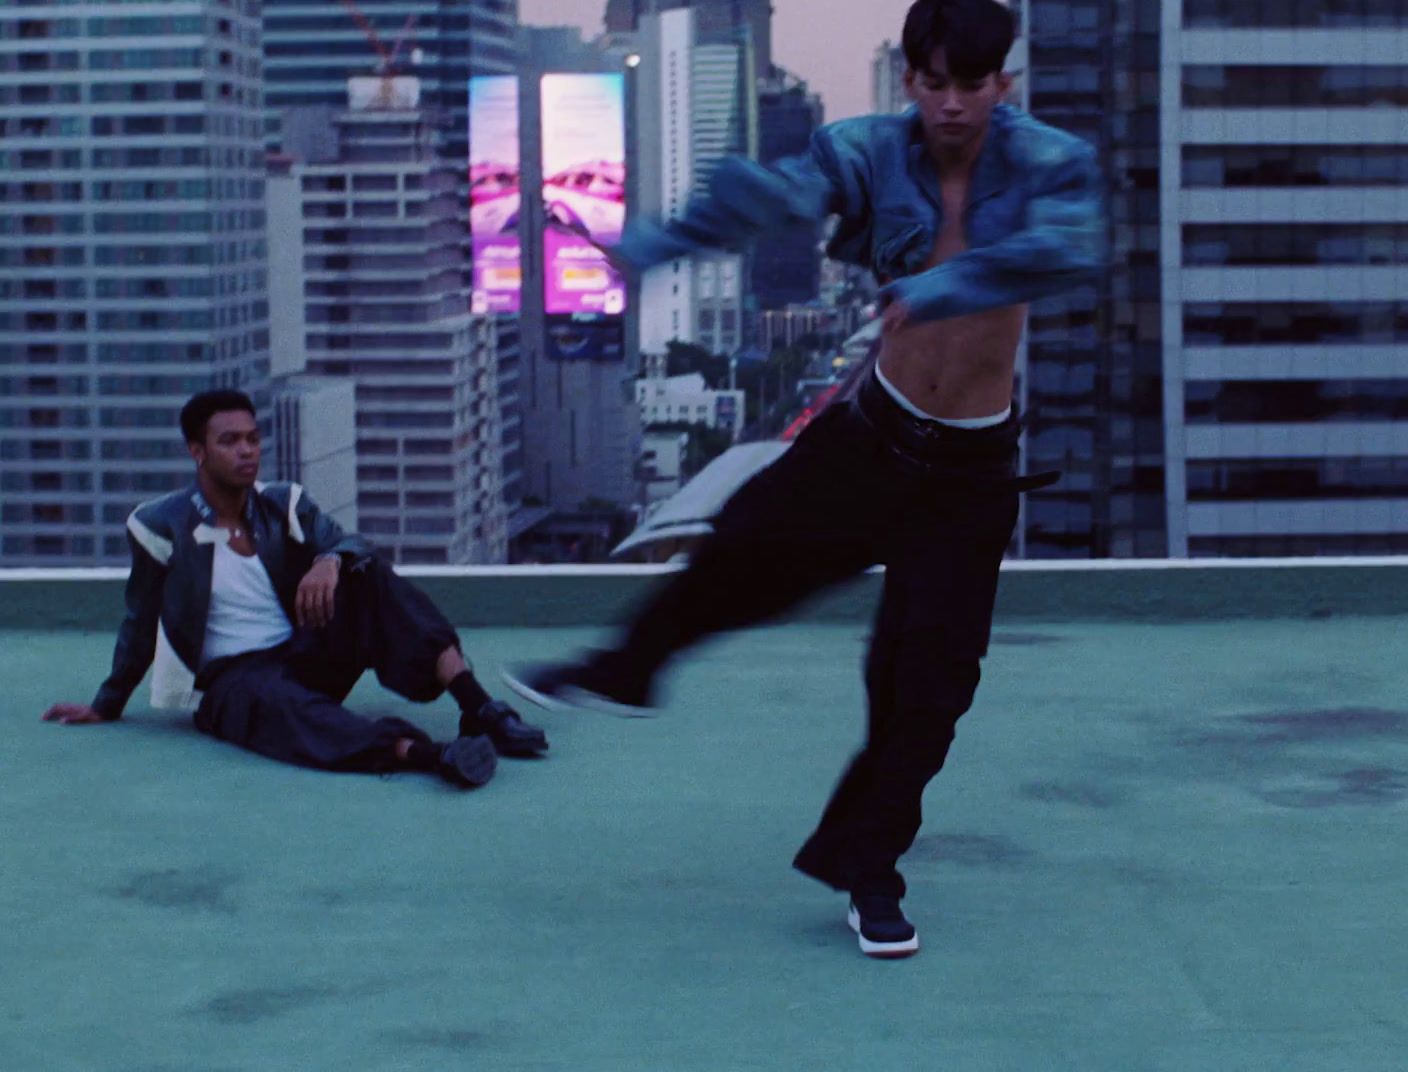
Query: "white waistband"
874 364 1012 430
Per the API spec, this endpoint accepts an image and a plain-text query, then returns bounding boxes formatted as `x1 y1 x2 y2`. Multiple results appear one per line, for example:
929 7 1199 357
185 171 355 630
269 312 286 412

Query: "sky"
518 0 918 121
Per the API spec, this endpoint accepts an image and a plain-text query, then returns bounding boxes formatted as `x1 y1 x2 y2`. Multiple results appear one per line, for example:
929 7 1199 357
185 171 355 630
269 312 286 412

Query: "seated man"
42 390 546 789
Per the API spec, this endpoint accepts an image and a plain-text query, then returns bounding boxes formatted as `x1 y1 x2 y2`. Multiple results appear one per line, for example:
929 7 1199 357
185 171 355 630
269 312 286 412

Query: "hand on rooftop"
42 703 109 726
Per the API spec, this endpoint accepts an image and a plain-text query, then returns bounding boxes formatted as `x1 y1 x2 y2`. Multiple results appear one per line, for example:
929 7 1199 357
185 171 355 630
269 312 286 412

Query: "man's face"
905 48 1011 150
190 409 261 489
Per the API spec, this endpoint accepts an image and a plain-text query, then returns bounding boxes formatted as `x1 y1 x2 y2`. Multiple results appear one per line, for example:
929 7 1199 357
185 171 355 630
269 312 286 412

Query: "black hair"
180 389 256 445
902 0 1016 81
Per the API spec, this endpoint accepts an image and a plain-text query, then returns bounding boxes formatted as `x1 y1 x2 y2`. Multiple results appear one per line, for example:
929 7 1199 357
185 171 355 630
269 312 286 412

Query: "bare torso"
877 175 1026 420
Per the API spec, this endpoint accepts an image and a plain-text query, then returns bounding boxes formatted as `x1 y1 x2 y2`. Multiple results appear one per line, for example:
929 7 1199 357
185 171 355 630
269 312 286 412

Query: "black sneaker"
847 894 919 958
437 735 497 788
467 699 548 758
500 657 653 718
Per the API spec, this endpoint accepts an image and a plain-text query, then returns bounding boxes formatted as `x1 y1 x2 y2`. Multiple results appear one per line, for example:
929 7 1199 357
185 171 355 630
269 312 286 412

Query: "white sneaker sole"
499 669 654 719
500 668 567 712
847 902 920 958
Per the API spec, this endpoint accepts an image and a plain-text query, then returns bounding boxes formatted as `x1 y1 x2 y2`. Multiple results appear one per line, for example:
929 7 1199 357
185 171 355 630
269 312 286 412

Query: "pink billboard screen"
540 73 627 317
469 76 522 315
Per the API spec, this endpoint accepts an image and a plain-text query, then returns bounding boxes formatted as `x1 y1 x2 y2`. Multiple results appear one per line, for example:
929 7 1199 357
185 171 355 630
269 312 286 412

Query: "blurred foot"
500 656 653 718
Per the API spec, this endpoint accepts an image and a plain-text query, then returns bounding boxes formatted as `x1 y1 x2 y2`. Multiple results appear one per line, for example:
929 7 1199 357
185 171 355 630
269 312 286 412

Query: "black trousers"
193 557 461 773
608 376 1028 897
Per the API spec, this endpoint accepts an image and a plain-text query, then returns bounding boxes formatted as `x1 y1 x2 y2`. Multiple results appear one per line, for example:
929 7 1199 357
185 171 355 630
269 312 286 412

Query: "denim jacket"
615 105 1105 320
91 481 374 719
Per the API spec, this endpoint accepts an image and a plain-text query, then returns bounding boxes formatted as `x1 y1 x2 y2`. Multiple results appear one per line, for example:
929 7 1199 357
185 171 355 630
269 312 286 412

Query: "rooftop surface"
3 577 1407 1069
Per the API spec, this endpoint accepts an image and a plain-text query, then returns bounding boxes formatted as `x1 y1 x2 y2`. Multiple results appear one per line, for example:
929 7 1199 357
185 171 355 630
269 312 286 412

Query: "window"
302 175 347 193
1191 535 1408 557
1183 0 1406 29
1183 224 1408 266
1183 146 1408 188
1183 65 1408 108
352 201 399 218
1185 380 1408 423
1187 457 1408 501
88 48 202 71
93 211 213 235
1184 301 1406 346
352 175 398 192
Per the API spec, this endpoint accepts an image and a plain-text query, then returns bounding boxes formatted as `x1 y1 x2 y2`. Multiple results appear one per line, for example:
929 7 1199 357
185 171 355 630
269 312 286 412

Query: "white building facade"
635 7 753 358
636 372 745 441
1161 1 1408 557
871 40 907 116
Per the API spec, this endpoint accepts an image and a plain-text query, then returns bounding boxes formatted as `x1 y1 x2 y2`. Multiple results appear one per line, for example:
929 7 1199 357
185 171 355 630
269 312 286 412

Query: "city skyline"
5 1 1407 564
519 0 920 121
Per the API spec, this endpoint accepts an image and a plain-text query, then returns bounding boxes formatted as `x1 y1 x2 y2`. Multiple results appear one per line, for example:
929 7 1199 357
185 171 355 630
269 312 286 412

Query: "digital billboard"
544 315 626 363
469 76 522 315
540 73 627 317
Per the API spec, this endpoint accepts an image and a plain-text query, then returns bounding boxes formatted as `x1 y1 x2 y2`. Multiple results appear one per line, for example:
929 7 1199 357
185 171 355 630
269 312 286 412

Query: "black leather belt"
852 372 1060 492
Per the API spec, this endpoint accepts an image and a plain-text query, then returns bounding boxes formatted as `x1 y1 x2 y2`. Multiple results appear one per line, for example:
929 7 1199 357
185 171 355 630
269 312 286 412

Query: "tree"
683 423 735 478
663 339 728 389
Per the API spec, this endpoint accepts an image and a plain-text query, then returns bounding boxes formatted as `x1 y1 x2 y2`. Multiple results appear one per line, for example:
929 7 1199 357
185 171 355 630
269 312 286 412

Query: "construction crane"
338 0 419 109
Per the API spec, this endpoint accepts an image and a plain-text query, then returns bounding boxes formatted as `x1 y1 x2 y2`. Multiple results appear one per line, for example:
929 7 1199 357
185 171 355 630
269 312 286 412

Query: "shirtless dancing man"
506 0 1104 956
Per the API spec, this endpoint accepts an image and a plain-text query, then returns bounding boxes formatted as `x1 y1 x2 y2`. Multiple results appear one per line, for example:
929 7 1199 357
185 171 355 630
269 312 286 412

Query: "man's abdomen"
878 303 1026 421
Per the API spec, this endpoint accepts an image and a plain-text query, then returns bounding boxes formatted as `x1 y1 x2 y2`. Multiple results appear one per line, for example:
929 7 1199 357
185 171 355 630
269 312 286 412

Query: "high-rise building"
512 28 641 519
0 1 271 565
1019 0 1408 559
275 84 507 564
263 0 526 530
754 69 823 311
635 6 756 357
606 0 773 82
1165 0 1408 556
871 40 907 115
265 154 358 527
1018 0 1167 558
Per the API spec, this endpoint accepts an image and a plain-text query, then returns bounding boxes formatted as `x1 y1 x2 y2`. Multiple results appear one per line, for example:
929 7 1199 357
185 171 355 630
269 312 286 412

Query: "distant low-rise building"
759 303 864 353
270 375 358 533
637 372 745 441
638 428 689 504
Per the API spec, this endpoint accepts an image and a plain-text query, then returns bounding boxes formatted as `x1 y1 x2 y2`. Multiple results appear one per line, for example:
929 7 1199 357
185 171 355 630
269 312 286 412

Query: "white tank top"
201 543 294 666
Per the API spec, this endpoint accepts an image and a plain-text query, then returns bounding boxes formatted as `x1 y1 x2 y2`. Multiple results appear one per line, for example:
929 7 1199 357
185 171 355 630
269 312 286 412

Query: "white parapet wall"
4 559 1408 632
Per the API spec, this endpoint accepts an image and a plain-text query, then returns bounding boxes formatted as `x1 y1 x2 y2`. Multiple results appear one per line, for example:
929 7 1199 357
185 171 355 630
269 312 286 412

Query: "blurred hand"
881 297 912 335
42 703 108 726
296 557 340 629
559 216 632 276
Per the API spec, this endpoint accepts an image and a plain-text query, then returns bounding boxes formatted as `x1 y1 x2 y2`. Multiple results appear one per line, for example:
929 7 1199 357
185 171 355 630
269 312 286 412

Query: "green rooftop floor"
3 617 1406 1071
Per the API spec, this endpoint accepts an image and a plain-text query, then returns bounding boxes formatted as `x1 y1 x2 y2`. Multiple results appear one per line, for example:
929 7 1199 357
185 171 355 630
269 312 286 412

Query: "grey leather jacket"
91 481 373 719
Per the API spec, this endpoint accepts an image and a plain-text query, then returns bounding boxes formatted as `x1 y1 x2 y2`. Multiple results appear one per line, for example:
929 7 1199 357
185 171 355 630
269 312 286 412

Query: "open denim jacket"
615 104 1105 320
91 481 373 720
